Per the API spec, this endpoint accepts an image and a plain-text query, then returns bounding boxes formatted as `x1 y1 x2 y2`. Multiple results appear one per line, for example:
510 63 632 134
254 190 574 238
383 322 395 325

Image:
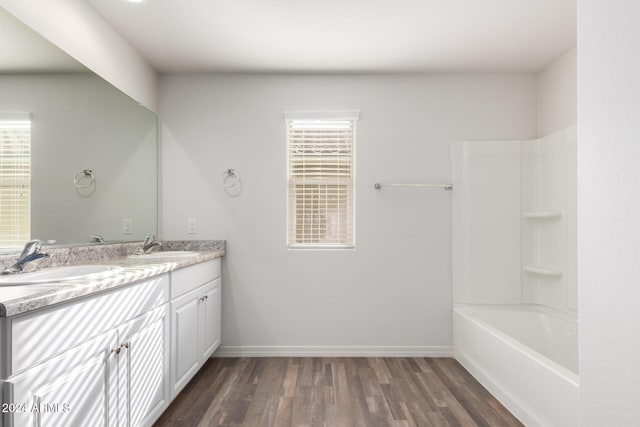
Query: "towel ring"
221 169 239 188
74 169 95 189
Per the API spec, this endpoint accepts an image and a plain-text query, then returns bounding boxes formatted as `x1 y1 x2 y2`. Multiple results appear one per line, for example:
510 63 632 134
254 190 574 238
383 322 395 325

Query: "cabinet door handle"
122 342 131 349
111 346 121 354
204 295 209 300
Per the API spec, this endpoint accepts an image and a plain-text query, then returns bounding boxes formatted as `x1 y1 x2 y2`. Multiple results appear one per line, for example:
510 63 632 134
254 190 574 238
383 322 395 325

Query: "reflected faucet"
1 240 51 274
89 234 105 244
135 235 161 255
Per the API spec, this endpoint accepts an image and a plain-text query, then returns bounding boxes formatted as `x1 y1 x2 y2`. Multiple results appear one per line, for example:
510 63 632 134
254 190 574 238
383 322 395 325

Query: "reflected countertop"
0 246 225 318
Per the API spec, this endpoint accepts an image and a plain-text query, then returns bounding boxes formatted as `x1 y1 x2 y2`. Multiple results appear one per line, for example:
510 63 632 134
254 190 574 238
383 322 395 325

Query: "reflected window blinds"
0 116 30 246
287 116 356 248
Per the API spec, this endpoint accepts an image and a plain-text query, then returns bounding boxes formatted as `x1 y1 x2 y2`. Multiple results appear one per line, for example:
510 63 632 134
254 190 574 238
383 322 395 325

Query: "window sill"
287 244 355 251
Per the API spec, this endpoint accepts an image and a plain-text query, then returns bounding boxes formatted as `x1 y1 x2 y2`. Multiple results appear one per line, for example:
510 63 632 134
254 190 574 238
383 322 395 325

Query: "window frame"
285 110 359 250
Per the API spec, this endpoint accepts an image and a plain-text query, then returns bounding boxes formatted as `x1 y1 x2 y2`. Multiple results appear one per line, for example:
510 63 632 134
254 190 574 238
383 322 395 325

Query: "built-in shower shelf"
523 266 563 277
522 211 562 220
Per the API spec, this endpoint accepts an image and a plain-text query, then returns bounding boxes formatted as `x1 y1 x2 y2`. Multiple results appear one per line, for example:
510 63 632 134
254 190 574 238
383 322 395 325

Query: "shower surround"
451 127 578 426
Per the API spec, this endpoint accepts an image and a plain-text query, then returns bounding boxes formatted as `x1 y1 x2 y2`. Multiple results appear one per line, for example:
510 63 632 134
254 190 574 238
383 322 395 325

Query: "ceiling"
86 0 576 74
0 8 87 73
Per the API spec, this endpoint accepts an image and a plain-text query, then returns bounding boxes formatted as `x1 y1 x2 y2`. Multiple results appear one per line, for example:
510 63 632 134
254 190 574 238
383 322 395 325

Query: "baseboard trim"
214 345 454 358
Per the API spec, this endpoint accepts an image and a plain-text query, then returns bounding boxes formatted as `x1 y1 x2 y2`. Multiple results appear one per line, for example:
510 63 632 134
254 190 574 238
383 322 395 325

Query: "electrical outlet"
187 218 198 234
122 218 133 235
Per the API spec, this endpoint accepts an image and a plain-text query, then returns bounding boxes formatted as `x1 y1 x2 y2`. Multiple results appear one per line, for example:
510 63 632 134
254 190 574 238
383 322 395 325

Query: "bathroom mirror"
0 8 157 248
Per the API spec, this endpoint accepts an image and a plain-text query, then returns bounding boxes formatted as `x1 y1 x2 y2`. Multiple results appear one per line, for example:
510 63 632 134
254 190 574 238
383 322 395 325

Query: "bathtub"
453 304 579 427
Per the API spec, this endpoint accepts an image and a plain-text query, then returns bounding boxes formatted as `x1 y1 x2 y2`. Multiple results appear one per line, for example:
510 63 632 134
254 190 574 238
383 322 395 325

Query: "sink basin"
128 251 199 260
0 265 123 286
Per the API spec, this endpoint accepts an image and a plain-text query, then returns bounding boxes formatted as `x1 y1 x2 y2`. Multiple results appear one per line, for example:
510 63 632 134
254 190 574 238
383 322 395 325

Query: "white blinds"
0 117 31 246
287 118 355 248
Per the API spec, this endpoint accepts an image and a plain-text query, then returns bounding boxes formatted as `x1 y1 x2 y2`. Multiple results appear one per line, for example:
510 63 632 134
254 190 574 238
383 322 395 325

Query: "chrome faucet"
1 240 51 274
135 235 161 255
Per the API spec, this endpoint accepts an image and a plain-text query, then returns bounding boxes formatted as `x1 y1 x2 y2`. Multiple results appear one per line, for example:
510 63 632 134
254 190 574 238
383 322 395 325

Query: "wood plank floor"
154 357 522 427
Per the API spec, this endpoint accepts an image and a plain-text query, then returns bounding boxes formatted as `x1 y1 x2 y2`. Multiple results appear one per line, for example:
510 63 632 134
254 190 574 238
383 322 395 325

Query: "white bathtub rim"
455 303 577 324
454 304 580 387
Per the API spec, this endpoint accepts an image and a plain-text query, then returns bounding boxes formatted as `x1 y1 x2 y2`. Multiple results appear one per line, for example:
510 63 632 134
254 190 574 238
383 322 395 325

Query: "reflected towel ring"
74 169 95 189
221 168 243 197
221 169 239 188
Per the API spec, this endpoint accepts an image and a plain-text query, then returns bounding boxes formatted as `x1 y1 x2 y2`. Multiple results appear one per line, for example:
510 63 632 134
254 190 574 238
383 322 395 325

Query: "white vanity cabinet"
200 279 222 359
0 256 223 427
170 288 201 395
117 304 171 427
170 259 221 398
1 274 171 427
4 329 119 427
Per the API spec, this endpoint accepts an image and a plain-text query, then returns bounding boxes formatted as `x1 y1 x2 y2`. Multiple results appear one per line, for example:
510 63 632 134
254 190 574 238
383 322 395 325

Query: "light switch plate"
122 218 133 235
187 218 197 234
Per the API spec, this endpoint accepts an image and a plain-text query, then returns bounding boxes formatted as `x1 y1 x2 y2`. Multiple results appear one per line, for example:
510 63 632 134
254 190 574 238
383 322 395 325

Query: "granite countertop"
0 241 225 318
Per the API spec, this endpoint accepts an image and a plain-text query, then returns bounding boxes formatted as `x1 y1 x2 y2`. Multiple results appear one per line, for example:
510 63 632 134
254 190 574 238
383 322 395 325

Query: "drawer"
170 259 220 298
9 273 169 375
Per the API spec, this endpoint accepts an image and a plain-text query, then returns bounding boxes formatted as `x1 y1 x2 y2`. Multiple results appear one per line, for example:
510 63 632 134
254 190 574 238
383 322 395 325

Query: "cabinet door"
170 288 201 398
3 329 119 427
200 278 221 360
118 304 170 427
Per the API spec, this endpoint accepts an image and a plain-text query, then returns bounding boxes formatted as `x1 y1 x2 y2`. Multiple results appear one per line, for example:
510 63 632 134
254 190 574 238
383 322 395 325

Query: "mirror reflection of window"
0 114 31 246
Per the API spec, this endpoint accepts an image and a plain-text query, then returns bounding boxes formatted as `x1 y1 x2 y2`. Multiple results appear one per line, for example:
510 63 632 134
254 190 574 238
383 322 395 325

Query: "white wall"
579 1 640 425
160 73 536 354
0 0 158 112
452 140 522 305
0 74 157 244
536 47 577 137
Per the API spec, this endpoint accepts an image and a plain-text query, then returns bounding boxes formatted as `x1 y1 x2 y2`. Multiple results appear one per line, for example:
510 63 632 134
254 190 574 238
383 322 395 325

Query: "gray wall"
159 73 537 354
536 47 577 137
